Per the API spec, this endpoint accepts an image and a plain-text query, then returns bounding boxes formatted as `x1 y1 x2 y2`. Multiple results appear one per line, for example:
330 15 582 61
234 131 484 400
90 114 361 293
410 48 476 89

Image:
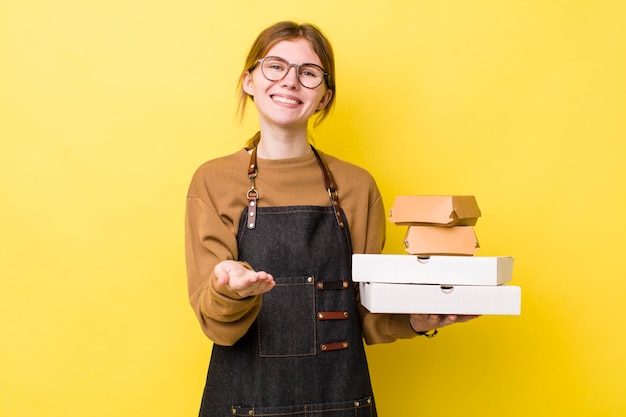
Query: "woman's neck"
255 127 311 159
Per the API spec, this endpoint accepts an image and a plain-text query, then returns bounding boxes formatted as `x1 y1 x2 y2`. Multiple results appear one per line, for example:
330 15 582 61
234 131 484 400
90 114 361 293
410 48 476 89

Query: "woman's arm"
185 195 264 346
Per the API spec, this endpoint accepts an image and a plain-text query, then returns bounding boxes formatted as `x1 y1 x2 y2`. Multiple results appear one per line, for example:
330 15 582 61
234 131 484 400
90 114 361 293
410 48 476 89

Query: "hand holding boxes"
353 195 521 315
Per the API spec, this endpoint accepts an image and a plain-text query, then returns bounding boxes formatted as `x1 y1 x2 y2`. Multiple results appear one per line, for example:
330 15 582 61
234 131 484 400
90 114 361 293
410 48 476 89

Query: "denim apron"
198 147 376 417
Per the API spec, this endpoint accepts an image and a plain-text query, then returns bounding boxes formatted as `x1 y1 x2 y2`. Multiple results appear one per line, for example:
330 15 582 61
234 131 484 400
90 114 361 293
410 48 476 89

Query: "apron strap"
246 147 259 230
246 145 346 229
310 146 345 229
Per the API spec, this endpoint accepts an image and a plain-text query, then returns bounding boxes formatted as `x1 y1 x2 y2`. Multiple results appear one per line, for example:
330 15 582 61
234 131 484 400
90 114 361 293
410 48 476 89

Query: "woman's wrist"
409 316 439 338
414 329 439 338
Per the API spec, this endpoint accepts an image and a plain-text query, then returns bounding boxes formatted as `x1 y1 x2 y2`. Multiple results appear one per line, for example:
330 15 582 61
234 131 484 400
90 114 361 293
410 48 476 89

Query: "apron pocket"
232 397 373 417
258 275 316 357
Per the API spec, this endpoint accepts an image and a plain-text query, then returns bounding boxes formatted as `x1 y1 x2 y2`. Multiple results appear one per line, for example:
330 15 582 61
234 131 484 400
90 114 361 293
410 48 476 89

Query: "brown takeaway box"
389 195 482 226
404 225 479 256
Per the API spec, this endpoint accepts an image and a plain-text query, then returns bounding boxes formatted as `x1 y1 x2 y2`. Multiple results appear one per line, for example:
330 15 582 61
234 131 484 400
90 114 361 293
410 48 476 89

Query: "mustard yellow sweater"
185 147 417 346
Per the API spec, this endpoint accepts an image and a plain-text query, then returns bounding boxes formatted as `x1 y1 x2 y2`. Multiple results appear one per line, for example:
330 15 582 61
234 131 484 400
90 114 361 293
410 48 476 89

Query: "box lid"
389 195 482 226
352 254 514 286
404 225 479 255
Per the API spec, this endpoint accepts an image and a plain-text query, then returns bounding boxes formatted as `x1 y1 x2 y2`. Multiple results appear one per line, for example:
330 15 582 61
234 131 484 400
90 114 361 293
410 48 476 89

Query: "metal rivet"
343 312 349 318
249 201 255 206
307 276 313 283
367 398 371 404
354 401 360 407
248 410 254 416
342 342 348 348
249 212 255 217
321 344 327 351
248 222 254 228
317 282 323 289
342 281 348 288
318 313 324 319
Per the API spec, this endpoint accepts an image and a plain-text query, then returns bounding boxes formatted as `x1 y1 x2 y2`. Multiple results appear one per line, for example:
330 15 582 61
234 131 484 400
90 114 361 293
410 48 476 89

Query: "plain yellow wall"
1 1 625 416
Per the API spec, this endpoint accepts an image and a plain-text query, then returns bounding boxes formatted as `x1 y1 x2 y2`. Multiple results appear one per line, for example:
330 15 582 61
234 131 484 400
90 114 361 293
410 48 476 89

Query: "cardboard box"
359 282 521 315
389 195 482 226
352 254 514 286
404 225 479 255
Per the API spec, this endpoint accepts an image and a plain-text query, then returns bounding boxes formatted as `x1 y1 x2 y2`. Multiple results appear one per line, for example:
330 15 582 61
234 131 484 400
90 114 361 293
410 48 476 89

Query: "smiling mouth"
271 95 300 105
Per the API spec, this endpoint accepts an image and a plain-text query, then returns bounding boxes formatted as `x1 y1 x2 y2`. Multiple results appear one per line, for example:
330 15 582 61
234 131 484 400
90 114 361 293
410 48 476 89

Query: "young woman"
185 21 473 417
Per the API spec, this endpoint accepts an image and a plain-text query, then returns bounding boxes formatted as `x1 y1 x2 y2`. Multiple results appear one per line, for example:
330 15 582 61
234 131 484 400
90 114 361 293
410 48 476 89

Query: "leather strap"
317 311 349 320
310 146 345 229
246 145 346 230
316 280 349 290
246 148 259 229
320 341 349 352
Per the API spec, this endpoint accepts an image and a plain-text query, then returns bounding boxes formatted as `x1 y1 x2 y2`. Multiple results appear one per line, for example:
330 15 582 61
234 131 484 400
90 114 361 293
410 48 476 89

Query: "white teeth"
272 96 299 105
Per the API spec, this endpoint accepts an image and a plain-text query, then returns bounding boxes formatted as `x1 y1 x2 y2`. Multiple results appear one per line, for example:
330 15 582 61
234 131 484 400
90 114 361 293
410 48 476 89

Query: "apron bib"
198 147 376 417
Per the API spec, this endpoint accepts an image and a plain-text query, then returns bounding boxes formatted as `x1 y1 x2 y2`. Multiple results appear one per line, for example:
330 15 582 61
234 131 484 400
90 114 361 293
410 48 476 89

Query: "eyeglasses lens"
261 57 325 89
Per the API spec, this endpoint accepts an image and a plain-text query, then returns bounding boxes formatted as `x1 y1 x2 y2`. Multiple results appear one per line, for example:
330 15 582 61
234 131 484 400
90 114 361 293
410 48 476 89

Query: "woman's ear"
242 71 254 97
317 90 333 111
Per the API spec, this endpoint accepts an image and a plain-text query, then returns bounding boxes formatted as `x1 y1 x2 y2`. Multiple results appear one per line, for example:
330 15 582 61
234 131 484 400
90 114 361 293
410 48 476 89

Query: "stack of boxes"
393 195 481 256
352 195 521 315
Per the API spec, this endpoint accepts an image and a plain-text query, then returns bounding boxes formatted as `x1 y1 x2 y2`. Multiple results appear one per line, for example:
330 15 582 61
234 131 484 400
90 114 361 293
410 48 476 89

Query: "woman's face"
242 38 333 131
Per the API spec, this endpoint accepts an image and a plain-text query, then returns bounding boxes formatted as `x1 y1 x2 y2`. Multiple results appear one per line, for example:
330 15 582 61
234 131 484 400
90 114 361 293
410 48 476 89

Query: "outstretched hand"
409 314 480 333
214 260 275 298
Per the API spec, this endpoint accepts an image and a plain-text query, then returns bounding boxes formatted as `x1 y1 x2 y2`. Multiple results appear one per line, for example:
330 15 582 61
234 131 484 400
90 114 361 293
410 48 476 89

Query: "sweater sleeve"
185 190 261 346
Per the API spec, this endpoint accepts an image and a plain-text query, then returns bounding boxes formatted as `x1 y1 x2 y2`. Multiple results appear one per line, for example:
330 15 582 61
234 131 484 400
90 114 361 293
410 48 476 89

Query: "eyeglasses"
256 56 328 89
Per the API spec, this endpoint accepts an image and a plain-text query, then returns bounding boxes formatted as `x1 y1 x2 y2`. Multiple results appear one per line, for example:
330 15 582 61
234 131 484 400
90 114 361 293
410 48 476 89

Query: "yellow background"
2 1 625 416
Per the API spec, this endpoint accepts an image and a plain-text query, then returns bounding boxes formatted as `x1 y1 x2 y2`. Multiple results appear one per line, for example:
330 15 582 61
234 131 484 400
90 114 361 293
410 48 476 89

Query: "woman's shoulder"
187 148 249 198
194 148 248 173
319 150 377 183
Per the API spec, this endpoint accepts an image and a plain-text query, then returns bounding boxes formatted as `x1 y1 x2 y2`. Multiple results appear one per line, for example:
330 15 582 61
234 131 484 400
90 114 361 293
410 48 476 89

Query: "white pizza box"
359 282 521 315
352 254 513 286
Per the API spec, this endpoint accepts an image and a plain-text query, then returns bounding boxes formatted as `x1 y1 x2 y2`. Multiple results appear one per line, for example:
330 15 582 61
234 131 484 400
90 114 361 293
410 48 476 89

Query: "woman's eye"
264 58 287 72
300 67 320 78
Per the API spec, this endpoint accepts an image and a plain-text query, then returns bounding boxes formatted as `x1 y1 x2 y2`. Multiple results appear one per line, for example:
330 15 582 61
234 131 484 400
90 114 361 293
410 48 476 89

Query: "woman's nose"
281 65 300 88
